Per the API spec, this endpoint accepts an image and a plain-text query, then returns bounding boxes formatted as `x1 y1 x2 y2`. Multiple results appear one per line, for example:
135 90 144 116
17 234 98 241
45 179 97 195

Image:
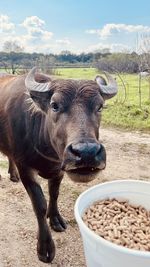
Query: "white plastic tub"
74 180 150 267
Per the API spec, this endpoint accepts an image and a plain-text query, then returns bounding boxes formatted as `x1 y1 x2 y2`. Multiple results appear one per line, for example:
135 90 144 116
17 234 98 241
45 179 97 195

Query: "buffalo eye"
97 105 103 113
50 101 59 112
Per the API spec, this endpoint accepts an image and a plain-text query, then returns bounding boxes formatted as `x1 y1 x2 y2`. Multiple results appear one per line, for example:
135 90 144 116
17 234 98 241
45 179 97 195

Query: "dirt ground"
0 127 150 267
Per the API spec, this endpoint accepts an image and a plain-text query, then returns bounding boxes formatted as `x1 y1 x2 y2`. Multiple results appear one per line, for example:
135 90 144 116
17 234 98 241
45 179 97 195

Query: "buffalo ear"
30 91 52 113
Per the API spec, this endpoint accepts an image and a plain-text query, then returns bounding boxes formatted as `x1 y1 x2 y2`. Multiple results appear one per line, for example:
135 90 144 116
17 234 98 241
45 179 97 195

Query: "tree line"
0 50 150 74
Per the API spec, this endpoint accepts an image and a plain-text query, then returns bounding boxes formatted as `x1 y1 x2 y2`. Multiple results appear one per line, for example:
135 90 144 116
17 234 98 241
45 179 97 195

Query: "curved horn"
95 75 107 86
25 67 50 92
95 72 118 98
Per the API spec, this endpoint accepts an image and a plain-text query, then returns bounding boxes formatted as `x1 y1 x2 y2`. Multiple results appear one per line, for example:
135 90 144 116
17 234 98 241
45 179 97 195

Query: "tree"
136 34 150 103
136 34 150 71
3 41 24 53
95 53 139 73
2 41 24 74
36 54 56 74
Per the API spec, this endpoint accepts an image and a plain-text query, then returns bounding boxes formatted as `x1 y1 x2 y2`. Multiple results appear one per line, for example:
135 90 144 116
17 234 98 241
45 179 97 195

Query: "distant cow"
139 71 150 78
0 68 117 262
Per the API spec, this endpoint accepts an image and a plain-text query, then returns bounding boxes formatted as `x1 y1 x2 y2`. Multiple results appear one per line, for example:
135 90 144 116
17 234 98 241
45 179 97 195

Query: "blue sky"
1 0 150 54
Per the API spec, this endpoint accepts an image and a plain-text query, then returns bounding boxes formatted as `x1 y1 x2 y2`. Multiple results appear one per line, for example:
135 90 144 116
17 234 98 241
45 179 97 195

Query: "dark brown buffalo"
0 68 117 263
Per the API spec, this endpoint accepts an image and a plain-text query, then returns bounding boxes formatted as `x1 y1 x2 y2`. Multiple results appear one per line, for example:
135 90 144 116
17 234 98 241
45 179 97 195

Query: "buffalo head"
25 68 117 182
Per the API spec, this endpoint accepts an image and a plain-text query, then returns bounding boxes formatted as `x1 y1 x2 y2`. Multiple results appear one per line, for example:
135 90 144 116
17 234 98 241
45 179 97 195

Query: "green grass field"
56 67 98 79
1 67 150 131
57 68 150 131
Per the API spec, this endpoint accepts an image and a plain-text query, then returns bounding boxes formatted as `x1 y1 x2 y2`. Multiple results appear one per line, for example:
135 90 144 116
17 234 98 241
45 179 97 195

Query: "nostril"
96 144 102 155
69 142 102 159
86 143 102 157
69 143 82 157
96 143 106 162
66 144 80 158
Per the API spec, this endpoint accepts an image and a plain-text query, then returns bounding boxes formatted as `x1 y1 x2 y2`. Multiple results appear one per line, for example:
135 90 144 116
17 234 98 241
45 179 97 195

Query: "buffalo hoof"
37 235 55 263
50 213 67 232
10 174 20 182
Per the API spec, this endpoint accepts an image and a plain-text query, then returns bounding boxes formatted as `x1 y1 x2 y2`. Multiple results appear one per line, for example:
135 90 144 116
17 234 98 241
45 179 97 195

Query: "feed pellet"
83 198 150 251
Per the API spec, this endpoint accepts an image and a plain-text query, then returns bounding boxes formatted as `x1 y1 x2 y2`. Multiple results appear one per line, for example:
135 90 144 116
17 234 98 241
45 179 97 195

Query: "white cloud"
1 16 148 54
24 27 53 40
0 15 54 53
21 16 45 30
85 29 99 34
19 16 53 49
110 43 131 52
0 15 15 32
85 23 150 54
42 31 53 40
86 42 131 53
21 16 53 41
56 38 71 45
86 23 150 39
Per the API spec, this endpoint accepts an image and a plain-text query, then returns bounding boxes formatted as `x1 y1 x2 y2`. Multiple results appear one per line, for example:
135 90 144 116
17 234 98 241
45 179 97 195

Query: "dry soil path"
0 127 150 267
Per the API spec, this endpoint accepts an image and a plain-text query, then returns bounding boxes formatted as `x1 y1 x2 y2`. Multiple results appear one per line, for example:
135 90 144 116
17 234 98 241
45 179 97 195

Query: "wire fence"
114 74 150 108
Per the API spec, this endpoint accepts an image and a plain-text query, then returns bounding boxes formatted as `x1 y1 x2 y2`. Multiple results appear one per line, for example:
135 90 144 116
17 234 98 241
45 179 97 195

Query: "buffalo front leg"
47 173 67 232
17 166 55 263
8 158 19 182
